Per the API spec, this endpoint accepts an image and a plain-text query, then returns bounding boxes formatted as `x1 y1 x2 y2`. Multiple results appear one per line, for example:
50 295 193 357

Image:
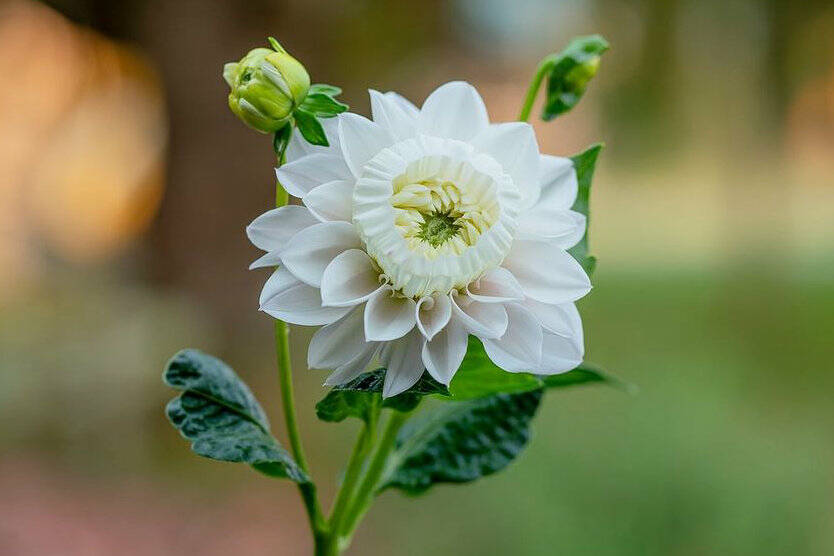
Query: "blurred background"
1 0 833 554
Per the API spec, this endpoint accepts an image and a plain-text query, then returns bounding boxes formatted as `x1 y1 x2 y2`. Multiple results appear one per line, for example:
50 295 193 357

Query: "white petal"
385 91 419 116
338 112 395 177
308 305 368 369
467 267 524 303
276 153 352 198
481 304 543 373
522 299 583 344
421 318 467 385
415 293 452 340
419 81 489 141
303 180 354 222
451 294 508 339
286 116 341 162
471 122 541 208
364 287 417 341
538 332 583 375
246 205 319 251
517 207 586 248
370 89 418 141
249 251 282 269
537 154 577 210
259 267 350 325
502 240 591 304
281 222 361 287
381 329 425 398
320 249 383 307
324 343 379 386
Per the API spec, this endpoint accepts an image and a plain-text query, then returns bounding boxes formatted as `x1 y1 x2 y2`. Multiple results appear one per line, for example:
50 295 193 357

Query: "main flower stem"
274 143 327 541
338 410 411 542
518 55 556 122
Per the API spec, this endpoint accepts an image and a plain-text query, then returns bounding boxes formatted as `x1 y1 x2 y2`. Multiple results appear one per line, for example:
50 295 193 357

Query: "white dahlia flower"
248 82 591 397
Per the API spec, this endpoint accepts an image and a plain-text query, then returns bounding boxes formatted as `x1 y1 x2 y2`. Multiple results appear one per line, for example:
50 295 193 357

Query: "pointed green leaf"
300 92 348 118
568 143 603 275
543 363 636 393
163 349 309 483
272 123 292 157
383 390 543 494
294 109 328 146
542 35 609 120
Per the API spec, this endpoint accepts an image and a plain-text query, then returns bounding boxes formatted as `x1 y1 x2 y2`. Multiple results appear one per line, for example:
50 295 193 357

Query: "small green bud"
224 41 311 133
565 55 600 91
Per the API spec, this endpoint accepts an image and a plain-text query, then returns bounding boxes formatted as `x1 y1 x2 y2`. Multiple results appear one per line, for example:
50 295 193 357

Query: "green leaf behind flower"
315 369 450 423
163 349 309 483
383 390 543 494
569 143 603 275
542 35 609 120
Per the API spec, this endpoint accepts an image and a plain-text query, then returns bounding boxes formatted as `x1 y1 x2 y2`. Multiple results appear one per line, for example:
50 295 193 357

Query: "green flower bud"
565 55 600 91
224 41 311 133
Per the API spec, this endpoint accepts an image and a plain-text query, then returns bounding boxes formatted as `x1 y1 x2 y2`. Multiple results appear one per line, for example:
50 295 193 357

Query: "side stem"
273 136 326 537
518 55 556 122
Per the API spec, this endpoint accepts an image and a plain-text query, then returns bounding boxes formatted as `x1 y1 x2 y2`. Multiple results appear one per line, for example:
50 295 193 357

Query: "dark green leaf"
568 143 603 275
163 349 309 483
315 389 376 423
542 35 609 120
309 83 342 97
383 390 543 494
449 337 544 400
543 363 636 393
294 109 328 146
300 93 348 118
316 369 449 422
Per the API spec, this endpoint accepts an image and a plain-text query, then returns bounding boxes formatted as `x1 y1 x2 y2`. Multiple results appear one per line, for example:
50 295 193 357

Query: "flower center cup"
352 136 522 299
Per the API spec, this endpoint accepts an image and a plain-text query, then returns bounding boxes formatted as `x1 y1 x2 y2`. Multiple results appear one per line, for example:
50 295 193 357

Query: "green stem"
328 401 380 539
273 133 327 539
518 55 556 122
339 410 411 543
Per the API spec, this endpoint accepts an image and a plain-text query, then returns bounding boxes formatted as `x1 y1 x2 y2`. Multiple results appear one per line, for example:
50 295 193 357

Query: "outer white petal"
481 303 544 373
249 251 282 270
303 180 354 222
259 267 350 325
370 89 418 141
308 305 367 369
415 293 452 340
246 205 319 251
422 317 468 385
538 332 583 375
471 122 541 208
502 240 591 304
517 208 586 248
338 113 395 177
281 222 361 287
364 287 418 341
467 267 524 303
451 294 508 339
276 153 353 198
286 116 341 162
537 154 578 210
385 91 419 116
320 249 383 307
324 343 379 386
381 329 425 398
419 81 489 141
522 299 584 351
